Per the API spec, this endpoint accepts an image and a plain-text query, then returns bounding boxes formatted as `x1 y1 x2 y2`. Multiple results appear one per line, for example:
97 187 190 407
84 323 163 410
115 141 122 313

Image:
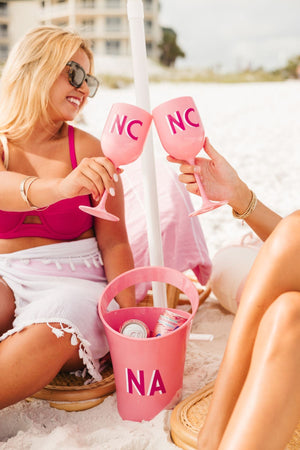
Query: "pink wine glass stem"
188 159 210 205
98 189 109 209
187 158 228 216
79 188 119 221
194 172 211 204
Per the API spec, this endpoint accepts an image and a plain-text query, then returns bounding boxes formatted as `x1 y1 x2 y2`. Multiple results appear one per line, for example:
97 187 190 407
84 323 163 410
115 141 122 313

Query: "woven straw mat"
29 361 115 412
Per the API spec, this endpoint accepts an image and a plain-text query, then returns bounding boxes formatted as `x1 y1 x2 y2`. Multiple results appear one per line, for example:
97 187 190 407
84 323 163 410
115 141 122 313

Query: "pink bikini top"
0 126 93 240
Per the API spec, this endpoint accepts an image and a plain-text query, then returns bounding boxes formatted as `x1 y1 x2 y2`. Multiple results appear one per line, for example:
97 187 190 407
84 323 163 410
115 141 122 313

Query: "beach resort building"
0 0 162 64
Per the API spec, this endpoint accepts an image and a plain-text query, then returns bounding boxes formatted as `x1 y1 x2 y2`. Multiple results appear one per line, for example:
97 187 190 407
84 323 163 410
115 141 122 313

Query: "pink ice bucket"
98 266 199 421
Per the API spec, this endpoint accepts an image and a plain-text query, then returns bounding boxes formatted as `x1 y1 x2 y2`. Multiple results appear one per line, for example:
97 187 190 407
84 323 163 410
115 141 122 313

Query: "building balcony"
40 0 157 19
80 28 129 40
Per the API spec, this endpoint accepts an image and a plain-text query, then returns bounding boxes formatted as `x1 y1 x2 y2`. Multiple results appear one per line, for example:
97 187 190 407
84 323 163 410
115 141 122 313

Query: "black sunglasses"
66 61 99 98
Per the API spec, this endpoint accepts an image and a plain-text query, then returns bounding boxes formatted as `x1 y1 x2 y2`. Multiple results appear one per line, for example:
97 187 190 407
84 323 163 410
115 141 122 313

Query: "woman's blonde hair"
0 25 94 141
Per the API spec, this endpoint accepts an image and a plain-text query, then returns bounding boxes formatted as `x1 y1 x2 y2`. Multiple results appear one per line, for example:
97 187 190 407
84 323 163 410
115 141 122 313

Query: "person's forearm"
229 180 282 241
101 242 136 308
242 201 282 241
0 171 64 211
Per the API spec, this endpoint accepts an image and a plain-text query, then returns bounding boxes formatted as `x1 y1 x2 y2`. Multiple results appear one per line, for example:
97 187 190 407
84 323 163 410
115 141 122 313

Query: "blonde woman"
168 139 300 450
0 26 135 409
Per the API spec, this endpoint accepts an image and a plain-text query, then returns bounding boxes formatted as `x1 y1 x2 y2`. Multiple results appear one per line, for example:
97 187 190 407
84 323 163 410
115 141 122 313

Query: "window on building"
105 40 121 55
0 44 8 61
105 17 121 32
80 0 95 7
105 0 121 8
57 21 68 28
144 20 152 33
144 0 152 10
0 23 8 38
0 2 8 16
81 19 95 32
90 40 96 52
146 41 153 55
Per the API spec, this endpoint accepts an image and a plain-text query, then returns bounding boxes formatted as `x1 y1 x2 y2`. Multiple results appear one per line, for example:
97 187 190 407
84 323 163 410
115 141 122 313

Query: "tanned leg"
219 291 300 450
0 323 83 409
197 211 300 449
0 278 15 335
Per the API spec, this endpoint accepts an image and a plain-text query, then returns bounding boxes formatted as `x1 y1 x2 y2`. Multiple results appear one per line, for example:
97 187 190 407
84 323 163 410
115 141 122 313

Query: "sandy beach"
0 80 299 449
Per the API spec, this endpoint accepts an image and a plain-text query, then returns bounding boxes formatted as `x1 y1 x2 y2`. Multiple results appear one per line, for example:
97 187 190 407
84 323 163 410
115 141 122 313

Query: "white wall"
9 1 40 47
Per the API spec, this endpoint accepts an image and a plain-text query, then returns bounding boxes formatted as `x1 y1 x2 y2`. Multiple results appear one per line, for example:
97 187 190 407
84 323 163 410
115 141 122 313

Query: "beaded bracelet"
232 190 257 220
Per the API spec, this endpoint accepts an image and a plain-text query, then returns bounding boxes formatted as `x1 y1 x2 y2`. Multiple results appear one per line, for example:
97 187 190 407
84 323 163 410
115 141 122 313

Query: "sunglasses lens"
67 62 99 97
86 75 99 98
69 64 85 88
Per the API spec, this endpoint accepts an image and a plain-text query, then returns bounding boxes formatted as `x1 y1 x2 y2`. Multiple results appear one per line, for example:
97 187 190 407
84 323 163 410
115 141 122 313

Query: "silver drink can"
119 319 150 339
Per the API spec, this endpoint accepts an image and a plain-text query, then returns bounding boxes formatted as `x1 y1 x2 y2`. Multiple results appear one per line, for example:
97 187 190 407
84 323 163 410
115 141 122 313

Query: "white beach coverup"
0 238 116 380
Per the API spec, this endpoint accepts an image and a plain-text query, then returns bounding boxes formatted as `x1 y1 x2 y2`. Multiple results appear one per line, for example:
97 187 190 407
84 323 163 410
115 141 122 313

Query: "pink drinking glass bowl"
152 96 205 160
101 102 153 167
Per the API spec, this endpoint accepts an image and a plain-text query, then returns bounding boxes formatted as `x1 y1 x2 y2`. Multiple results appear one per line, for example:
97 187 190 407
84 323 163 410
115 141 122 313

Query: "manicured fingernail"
109 187 115 196
194 166 201 174
113 173 118 182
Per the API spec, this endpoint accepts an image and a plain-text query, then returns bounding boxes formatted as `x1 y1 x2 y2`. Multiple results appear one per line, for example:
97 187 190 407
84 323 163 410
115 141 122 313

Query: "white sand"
0 80 299 449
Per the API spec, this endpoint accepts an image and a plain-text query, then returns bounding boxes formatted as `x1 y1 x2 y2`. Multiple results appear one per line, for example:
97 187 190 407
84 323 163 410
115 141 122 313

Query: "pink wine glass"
79 102 152 221
152 96 227 215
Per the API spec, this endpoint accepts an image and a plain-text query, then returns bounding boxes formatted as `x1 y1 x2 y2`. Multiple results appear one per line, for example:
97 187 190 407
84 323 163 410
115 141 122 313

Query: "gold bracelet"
19 176 39 210
232 190 257 220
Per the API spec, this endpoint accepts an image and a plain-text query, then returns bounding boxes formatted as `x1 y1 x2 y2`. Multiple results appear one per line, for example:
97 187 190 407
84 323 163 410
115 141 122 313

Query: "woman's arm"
0 133 117 212
94 173 136 308
167 138 281 241
72 129 135 308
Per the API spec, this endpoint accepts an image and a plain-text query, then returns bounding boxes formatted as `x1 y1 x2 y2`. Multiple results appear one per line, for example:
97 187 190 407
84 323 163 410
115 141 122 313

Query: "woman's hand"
58 156 120 202
167 138 248 207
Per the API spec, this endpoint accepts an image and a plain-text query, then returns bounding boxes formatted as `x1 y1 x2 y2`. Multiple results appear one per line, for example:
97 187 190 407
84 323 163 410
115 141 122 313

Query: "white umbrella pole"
127 0 167 308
